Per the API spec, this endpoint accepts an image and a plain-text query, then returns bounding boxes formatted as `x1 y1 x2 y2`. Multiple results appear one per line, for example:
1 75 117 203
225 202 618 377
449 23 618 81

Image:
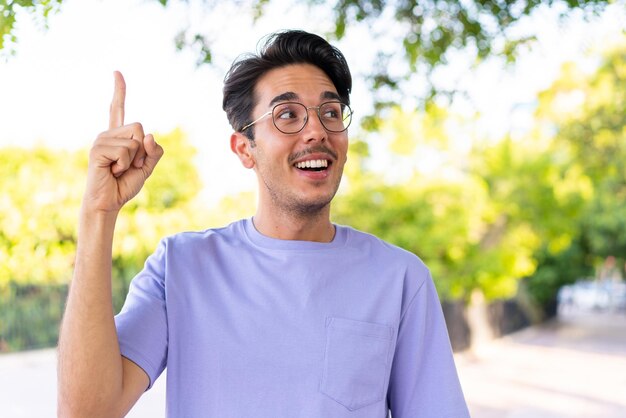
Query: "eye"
323 109 339 119
321 103 343 120
274 104 301 120
277 109 297 119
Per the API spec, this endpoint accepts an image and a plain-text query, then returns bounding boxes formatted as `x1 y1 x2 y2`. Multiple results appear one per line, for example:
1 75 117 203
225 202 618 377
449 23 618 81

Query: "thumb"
141 134 164 176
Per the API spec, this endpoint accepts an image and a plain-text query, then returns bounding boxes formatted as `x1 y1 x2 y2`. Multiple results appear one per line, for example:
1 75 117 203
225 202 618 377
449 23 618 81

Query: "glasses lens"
320 102 351 132
272 102 307 134
271 102 352 134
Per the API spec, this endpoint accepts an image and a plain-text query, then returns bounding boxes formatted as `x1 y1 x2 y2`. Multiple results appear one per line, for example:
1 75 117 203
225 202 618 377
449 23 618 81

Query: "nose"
301 107 327 143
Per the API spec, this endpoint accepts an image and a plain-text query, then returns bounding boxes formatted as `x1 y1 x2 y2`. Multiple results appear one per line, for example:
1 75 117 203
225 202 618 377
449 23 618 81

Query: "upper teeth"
295 159 328 169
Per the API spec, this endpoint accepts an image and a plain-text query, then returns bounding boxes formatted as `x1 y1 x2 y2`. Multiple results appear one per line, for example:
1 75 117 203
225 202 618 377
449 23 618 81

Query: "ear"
230 132 255 169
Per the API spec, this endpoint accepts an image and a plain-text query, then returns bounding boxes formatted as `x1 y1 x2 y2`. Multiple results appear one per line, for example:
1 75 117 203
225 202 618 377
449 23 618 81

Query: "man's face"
242 63 349 216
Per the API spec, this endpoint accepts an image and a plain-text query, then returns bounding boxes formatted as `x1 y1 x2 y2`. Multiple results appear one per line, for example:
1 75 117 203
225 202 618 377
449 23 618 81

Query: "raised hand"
83 71 164 213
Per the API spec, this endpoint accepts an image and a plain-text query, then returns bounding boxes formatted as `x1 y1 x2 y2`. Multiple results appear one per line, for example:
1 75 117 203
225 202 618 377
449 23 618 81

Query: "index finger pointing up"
109 71 126 129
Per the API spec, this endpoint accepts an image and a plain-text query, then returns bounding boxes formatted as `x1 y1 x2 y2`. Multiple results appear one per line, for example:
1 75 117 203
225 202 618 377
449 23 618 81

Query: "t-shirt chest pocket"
320 317 394 411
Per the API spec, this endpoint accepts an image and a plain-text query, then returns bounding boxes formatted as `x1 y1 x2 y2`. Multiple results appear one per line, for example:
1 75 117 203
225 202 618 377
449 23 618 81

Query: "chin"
285 192 335 216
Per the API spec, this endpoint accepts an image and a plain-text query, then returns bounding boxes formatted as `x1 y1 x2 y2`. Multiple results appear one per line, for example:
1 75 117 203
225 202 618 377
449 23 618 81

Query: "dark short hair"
222 30 352 140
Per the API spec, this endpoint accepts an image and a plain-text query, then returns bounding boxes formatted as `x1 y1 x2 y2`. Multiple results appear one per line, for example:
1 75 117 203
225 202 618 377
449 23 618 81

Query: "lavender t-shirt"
115 218 469 417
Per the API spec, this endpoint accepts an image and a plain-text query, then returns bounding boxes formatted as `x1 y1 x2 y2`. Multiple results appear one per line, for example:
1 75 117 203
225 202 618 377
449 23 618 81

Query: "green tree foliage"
555 49 626 258
537 45 626 261
0 129 200 287
505 43 626 313
0 145 86 285
473 135 594 312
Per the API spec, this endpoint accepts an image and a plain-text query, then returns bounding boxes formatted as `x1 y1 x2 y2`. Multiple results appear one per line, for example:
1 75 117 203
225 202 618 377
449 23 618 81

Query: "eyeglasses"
240 101 353 134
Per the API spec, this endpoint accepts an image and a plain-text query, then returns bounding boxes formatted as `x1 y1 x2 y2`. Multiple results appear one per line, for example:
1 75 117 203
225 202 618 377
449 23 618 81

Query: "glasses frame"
240 101 353 134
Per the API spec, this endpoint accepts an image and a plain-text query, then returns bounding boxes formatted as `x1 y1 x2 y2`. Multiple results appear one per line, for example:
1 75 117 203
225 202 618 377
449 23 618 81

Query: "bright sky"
1 0 624 204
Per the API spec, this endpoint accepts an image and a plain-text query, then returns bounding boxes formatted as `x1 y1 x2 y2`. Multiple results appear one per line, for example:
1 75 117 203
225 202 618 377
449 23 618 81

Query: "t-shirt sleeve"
114 238 169 389
387 269 470 417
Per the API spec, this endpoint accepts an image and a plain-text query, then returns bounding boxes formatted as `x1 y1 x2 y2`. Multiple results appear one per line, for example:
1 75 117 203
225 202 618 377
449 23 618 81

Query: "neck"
253 206 335 242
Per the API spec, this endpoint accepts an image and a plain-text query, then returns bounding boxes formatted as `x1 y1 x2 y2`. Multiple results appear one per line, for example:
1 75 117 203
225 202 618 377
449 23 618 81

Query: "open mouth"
294 159 330 172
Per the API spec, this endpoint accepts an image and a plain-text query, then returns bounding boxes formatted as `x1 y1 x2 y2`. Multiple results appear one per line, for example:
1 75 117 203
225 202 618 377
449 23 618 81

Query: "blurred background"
1 0 626 417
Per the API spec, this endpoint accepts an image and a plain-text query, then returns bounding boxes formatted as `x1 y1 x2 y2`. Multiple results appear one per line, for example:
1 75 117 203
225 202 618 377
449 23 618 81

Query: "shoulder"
160 219 246 251
337 225 427 269
338 224 430 275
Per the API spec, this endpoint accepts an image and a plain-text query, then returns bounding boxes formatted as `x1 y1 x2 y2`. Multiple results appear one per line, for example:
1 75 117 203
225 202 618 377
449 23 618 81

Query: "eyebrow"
269 92 299 107
321 91 342 101
268 91 343 107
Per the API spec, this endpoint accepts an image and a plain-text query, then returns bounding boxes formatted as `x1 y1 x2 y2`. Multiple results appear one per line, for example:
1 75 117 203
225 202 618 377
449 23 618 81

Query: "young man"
57 30 469 417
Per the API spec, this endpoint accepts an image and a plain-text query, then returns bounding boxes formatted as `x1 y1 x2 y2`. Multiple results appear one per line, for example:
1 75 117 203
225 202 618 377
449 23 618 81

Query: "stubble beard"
263 172 343 219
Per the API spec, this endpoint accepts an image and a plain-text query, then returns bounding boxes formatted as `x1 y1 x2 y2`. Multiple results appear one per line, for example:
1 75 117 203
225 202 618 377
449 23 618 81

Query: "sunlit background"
1 0 626 417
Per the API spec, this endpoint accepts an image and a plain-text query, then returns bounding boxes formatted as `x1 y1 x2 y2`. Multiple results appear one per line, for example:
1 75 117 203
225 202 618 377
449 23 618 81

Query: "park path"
1 310 625 417
457 310 626 417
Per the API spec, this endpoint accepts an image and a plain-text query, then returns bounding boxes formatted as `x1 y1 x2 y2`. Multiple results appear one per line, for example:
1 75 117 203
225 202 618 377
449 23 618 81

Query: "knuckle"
130 122 144 132
89 139 105 153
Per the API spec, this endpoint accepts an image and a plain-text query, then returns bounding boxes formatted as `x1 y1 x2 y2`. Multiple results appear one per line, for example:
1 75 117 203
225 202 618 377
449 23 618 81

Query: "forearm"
57 208 125 417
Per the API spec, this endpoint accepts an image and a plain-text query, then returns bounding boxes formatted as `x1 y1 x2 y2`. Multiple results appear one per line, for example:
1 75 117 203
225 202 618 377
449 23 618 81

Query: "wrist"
78 205 119 241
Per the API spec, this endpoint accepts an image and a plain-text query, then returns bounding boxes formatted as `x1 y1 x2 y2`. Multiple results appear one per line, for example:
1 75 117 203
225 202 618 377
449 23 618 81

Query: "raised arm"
57 71 164 418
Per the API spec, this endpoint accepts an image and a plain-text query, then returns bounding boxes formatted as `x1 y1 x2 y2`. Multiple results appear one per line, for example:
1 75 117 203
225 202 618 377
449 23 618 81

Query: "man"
57 30 469 417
